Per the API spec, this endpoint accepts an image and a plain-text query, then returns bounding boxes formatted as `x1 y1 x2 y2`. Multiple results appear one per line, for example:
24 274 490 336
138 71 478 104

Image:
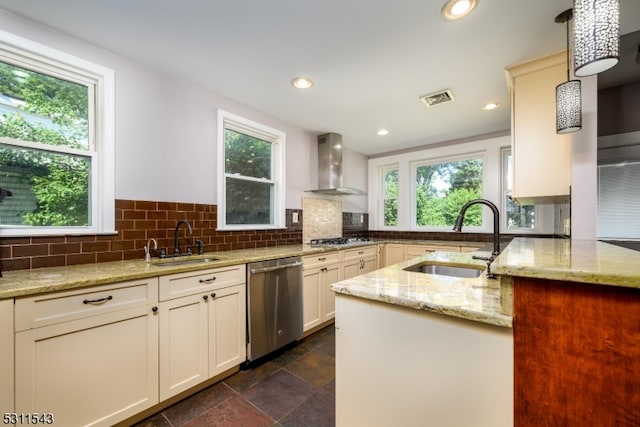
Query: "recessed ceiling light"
377 129 389 136
441 0 478 20
292 77 313 89
482 102 500 111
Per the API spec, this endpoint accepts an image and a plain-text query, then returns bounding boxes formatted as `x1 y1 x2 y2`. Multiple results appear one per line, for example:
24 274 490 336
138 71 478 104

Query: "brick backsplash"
0 199 303 272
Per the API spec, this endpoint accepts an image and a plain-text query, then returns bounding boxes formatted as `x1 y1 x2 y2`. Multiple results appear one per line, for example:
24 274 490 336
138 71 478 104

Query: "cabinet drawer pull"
152 306 158 313
203 295 209 301
318 257 327 261
358 251 364 254
211 292 216 298
83 295 113 305
199 277 216 284
425 249 435 252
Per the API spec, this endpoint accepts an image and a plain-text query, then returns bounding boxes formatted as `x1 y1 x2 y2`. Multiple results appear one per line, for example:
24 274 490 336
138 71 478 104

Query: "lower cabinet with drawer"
158 265 246 400
302 252 341 332
14 278 159 427
342 246 377 280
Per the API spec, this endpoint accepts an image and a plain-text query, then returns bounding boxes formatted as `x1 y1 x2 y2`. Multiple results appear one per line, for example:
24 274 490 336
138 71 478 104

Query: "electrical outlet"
292 212 299 223
360 214 364 223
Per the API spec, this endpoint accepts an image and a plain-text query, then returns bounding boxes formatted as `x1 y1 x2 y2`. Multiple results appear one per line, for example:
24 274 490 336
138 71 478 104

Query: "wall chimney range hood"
307 133 367 196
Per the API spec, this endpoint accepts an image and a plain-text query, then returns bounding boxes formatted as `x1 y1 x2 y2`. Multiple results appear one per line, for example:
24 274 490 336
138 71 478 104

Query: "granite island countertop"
330 250 512 328
491 237 640 289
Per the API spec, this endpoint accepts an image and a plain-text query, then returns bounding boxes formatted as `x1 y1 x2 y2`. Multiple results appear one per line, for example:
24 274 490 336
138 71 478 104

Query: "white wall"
571 75 598 239
0 8 369 211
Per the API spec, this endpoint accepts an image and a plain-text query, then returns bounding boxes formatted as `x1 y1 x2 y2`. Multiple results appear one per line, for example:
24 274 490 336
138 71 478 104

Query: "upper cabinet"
506 51 572 204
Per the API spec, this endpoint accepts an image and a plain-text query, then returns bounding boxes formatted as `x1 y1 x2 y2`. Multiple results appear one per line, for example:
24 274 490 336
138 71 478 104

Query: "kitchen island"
331 250 513 427
330 238 640 427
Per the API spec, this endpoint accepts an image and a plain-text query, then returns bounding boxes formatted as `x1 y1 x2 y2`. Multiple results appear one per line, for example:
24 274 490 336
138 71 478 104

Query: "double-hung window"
217 110 285 230
0 31 114 236
382 165 399 226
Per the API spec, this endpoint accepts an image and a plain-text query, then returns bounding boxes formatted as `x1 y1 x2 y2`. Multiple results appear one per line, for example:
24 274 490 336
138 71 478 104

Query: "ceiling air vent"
420 89 455 108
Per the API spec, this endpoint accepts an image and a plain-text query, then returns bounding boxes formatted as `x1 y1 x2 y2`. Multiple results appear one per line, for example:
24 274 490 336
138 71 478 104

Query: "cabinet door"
342 258 362 281
302 267 322 331
362 257 377 275
322 263 341 322
159 293 208 401
0 299 13 414
507 51 571 202
208 284 246 378
15 306 158 427
384 244 404 267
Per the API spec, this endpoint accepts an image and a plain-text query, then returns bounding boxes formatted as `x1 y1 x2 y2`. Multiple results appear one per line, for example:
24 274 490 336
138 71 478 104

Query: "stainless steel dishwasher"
246 256 303 362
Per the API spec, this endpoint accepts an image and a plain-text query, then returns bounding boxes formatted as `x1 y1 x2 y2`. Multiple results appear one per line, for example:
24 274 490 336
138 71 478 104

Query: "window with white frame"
413 154 483 228
501 147 535 231
382 165 398 226
0 31 115 236
217 110 285 230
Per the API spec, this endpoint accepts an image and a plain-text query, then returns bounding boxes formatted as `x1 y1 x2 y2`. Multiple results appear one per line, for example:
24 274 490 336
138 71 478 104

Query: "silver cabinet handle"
83 295 113 305
199 277 216 284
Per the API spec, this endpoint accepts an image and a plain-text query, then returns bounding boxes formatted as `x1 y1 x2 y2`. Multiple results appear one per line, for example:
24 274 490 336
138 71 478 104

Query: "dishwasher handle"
250 261 303 275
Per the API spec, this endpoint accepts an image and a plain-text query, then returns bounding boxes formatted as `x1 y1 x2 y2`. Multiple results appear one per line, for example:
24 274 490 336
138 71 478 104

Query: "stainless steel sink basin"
151 257 220 267
404 262 483 278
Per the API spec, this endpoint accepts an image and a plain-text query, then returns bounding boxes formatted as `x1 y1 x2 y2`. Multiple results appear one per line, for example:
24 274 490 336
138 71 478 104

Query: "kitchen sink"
403 262 484 278
151 257 220 267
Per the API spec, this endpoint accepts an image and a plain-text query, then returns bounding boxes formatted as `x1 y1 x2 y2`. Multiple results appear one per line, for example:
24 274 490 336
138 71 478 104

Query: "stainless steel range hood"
307 133 367 196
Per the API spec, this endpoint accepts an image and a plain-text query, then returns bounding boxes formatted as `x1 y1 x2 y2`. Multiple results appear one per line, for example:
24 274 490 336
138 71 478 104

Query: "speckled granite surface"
0 245 327 299
0 240 486 300
331 251 512 328
492 238 640 289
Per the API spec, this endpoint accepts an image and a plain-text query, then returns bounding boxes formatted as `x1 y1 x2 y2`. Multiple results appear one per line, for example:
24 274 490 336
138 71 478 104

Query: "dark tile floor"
135 325 335 427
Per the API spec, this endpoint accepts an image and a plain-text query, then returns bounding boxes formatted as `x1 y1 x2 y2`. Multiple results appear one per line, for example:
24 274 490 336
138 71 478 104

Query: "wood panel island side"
492 238 640 427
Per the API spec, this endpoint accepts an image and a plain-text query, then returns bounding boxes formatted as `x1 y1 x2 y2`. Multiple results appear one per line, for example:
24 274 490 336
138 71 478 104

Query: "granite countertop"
331 251 512 328
492 237 640 289
0 239 485 300
0 244 325 299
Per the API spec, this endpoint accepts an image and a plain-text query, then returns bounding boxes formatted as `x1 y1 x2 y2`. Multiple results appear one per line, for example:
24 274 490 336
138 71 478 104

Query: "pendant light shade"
555 9 582 134
556 80 582 133
573 0 620 77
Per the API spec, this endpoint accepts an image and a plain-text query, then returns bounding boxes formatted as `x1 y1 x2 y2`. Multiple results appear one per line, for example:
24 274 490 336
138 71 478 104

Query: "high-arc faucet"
453 198 500 279
174 220 193 255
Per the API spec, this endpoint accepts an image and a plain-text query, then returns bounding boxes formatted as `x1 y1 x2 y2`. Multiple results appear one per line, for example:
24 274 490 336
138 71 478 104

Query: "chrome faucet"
453 198 500 279
174 220 193 255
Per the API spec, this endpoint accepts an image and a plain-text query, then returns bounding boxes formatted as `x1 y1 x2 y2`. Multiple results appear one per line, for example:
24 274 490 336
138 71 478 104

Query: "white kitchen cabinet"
376 243 385 269
383 244 404 267
159 292 208 400
14 279 159 427
302 252 341 331
342 246 377 280
506 51 571 203
0 298 13 414
158 265 246 400
403 244 461 261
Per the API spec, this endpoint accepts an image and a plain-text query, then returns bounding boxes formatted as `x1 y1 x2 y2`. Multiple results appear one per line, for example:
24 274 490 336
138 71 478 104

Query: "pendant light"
573 0 620 77
555 9 582 134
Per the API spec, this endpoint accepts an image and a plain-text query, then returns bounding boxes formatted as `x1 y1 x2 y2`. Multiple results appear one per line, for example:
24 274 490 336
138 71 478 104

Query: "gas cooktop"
309 237 373 248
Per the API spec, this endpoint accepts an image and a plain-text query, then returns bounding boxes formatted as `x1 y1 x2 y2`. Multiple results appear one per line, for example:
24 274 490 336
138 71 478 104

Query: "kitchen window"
501 148 535 231
217 110 285 230
382 165 398 226
413 155 484 229
0 30 115 236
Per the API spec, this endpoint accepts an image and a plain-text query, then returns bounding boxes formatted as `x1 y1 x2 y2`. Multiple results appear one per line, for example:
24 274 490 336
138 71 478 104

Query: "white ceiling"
1 0 639 156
